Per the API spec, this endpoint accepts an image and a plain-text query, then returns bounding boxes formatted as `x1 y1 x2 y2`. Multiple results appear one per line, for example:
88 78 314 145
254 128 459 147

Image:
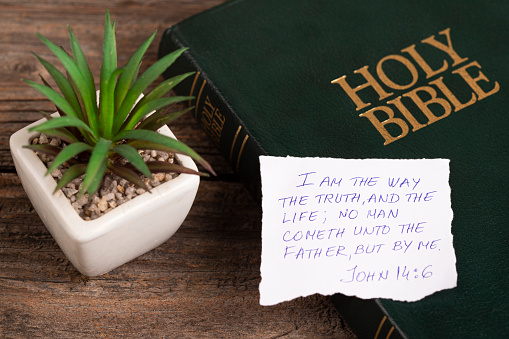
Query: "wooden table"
0 1 355 337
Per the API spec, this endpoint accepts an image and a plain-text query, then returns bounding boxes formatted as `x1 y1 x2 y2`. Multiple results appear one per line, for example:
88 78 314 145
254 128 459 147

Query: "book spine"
158 27 264 201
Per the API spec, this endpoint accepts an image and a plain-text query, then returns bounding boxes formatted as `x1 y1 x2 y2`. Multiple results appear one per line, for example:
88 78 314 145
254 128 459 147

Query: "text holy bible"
332 28 500 145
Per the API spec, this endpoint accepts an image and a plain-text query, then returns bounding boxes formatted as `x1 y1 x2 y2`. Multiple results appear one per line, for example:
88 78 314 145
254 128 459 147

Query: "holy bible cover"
159 0 509 337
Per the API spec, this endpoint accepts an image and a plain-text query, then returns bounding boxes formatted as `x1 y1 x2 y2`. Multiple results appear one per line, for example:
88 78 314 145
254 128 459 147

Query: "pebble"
51 169 62 180
34 133 179 220
125 186 136 197
62 187 78 198
39 134 49 144
103 193 115 201
97 197 108 212
153 173 166 182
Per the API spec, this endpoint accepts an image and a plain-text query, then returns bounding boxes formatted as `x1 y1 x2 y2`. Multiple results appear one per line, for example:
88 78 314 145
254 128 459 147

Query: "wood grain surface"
0 1 356 337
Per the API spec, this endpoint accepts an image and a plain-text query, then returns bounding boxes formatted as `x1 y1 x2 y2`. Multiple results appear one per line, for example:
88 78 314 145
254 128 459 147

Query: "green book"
158 0 509 337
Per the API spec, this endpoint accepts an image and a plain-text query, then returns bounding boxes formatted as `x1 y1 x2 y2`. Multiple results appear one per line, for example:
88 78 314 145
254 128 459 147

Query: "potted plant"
9 11 214 276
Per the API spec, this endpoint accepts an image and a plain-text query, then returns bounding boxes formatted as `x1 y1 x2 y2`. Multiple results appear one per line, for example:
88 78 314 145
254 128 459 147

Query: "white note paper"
259 156 456 306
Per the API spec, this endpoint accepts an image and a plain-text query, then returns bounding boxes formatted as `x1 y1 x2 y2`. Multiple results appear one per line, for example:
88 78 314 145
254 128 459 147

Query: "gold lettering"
421 28 468 67
376 54 419 90
210 111 225 144
429 76 476 112
359 105 409 145
331 66 393 111
387 96 426 132
201 96 224 144
403 86 452 124
331 28 500 146
452 61 500 100
402 44 448 78
201 96 214 127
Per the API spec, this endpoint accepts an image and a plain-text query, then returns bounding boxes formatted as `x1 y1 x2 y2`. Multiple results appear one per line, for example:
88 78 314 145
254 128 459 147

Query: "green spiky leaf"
25 79 80 119
100 68 124 138
33 53 84 121
113 144 153 179
29 115 94 136
118 129 215 175
121 96 193 132
137 106 193 131
53 164 87 194
145 161 206 176
37 128 80 145
112 48 188 133
45 142 93 175
67 27 97 116
99 10 118 138
37 32 99 137
79 138 111 198
107 164 150 192
23 144 62 157
114 32 156 113
135 72 194 108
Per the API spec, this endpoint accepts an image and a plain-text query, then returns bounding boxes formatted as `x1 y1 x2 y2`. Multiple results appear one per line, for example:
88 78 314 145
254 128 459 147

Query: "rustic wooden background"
0 1 356 337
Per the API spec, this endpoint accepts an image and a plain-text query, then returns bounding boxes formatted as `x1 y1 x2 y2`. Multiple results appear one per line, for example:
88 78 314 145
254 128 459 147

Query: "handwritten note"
259 157 456 306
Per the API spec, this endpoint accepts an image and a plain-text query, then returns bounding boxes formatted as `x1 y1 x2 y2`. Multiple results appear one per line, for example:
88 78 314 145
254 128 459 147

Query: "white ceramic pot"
10 117 199 276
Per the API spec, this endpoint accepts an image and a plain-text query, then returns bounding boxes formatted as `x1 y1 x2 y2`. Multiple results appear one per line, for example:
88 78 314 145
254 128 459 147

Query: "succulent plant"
24 11 214 199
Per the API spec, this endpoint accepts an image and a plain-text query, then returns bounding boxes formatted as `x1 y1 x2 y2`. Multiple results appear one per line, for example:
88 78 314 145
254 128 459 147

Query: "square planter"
10 117 200 276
